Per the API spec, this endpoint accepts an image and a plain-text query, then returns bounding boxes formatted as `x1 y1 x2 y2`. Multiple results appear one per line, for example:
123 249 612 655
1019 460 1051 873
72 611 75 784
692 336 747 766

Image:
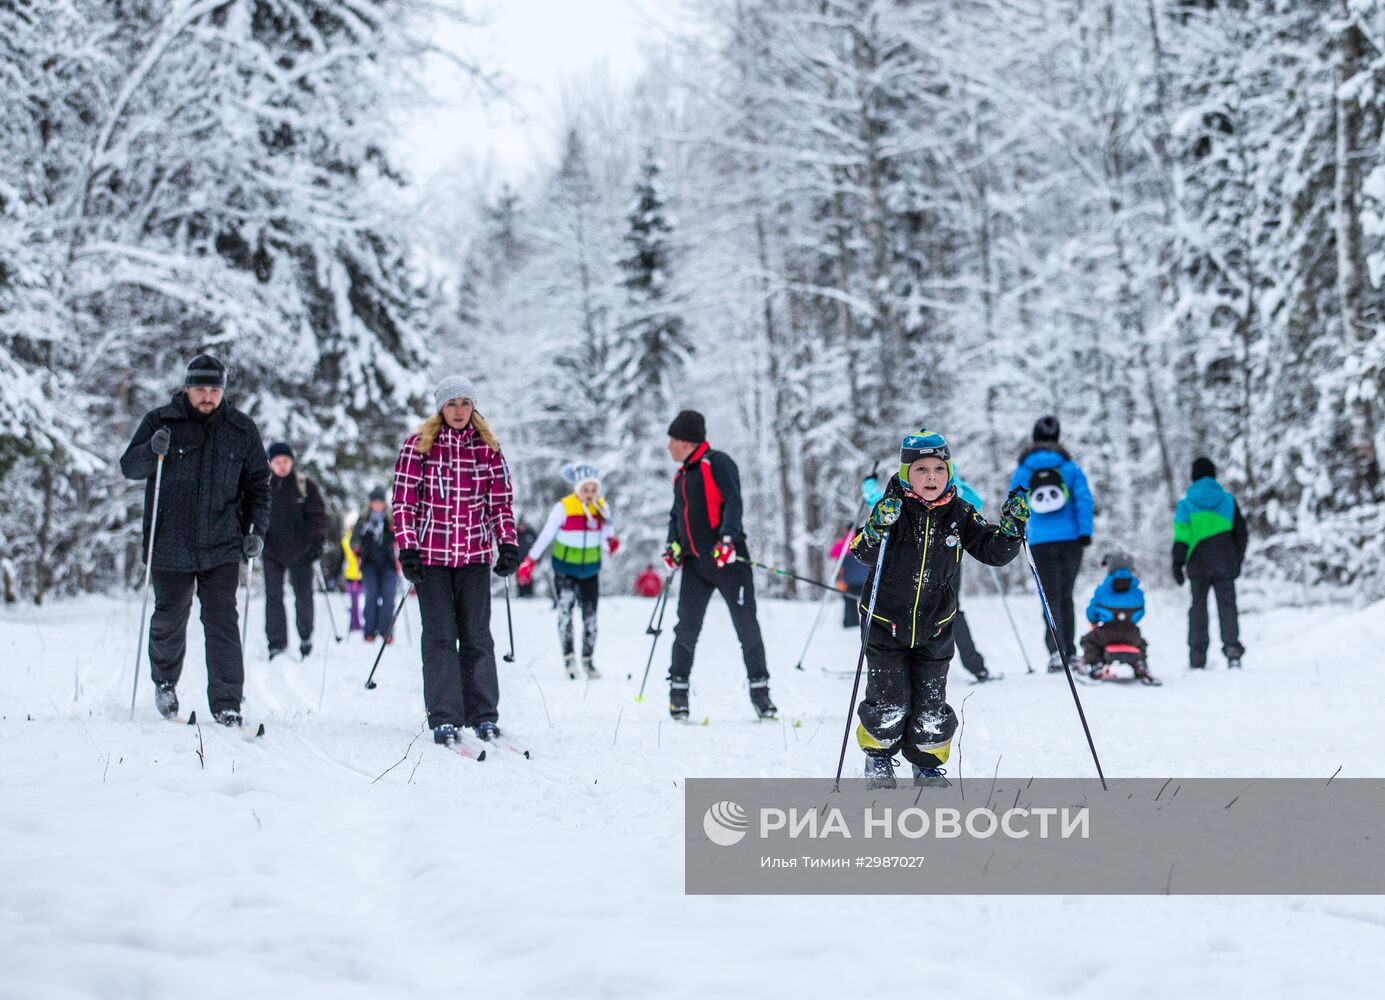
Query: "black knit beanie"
266 442 295 461
1033 415 1061 443
1191 456 1216 481
185 354 227 389
667 410 706 444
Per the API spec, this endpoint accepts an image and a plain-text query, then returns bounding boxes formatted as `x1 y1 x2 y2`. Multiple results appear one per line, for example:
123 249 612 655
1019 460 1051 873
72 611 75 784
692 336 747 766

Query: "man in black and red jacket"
663 410 776 721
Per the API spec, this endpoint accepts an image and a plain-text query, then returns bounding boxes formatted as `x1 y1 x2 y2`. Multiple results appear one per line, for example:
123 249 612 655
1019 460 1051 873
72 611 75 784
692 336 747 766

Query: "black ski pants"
264 555 315 650
1188 576 1243 666
416 565 499 729
1030 539 1084 656
555 571 600 658
149 561 244 714
857 623 959 768
669 556 768 684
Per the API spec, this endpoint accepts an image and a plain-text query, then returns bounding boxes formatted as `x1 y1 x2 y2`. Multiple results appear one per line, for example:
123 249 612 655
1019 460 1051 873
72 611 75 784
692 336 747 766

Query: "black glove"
399 549 425 585
1172 562 1185 587
242 533 264 560
150 428 171 456
1078 535 1092 547
493 543 521 577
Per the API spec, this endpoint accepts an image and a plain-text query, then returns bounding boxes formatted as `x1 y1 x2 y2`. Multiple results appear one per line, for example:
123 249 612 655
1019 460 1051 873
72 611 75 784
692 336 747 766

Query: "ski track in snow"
3 584 1384 999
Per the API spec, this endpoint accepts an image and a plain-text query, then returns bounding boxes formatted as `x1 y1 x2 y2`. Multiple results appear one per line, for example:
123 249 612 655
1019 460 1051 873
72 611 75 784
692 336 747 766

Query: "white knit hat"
562 463 601 490
434 375 478 414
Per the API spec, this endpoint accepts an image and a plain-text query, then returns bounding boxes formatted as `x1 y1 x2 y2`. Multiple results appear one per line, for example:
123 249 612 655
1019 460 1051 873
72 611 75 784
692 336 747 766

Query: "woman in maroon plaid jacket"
392 376 520 747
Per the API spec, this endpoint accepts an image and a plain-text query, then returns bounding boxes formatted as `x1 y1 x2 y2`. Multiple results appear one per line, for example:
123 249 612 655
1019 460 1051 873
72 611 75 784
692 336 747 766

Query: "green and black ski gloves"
998 487 1031 539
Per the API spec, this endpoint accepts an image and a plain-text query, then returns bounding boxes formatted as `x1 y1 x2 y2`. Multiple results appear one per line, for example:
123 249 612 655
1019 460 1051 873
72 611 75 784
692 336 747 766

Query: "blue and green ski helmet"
899 430 954 490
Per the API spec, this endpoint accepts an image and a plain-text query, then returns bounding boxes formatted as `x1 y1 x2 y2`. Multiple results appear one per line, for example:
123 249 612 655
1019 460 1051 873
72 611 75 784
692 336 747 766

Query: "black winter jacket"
851 482 1021 648
265 472 327 565
120 393 272 572
667 442 746 560
350 509 397 570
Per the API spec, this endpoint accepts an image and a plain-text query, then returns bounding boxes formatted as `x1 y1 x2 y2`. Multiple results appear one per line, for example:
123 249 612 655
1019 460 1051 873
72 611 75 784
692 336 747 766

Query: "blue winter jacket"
1086 569 1145 625
1009 445 1094 545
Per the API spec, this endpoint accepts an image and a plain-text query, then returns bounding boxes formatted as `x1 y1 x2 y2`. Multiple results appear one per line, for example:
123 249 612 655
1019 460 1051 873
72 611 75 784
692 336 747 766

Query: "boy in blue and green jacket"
1172 457 1248 669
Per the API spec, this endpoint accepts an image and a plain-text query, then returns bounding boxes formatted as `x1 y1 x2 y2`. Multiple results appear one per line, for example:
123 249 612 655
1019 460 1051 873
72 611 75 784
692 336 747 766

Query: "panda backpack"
1028 466 1069 514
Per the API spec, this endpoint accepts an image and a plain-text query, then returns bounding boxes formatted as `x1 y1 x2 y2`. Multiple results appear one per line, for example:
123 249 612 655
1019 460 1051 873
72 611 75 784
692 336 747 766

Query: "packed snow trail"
3 583 1384 999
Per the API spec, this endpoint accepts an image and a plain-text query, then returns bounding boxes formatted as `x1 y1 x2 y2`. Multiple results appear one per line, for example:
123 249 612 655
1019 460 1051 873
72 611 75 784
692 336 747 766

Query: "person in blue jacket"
1009 416 1094 671
1079 552 1153 682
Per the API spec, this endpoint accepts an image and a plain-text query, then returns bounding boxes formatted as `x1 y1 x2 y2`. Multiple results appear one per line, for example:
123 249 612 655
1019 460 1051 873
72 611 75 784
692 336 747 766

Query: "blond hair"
416 410 501 454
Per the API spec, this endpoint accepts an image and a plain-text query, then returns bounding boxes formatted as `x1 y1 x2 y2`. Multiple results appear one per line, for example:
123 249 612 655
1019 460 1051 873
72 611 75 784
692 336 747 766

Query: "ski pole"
749 561 837 594
635 572 675 701
1022 540 1107 790
128 452 167 719
645 569 676 634
316 561 343 643
502 575 516 663
988 564 1034 674
364 585 414 689
240 554 254 645
834 527 891 792
794 500 870 671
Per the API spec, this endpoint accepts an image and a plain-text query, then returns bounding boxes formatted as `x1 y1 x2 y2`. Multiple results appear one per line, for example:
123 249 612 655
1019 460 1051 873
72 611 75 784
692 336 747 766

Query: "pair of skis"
182 711 266 739
443 732 531 762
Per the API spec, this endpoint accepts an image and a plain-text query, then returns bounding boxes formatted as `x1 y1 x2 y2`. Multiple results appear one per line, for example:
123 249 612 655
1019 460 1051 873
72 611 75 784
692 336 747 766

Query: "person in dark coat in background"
515 517 538 597
1173 457 1249 669
351 486 399 643
833 531 869 627
119 354 271 726
262 442 327 660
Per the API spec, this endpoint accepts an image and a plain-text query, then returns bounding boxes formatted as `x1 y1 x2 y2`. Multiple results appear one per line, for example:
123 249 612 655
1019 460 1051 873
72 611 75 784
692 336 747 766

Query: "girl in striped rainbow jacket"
517 464 620 679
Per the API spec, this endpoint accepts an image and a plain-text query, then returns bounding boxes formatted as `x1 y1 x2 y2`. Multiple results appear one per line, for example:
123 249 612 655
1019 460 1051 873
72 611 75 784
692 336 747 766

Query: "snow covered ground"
3 577 1385 999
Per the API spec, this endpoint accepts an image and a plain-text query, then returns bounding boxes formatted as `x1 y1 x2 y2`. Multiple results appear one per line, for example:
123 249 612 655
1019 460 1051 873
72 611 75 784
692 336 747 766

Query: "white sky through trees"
399 0 666 184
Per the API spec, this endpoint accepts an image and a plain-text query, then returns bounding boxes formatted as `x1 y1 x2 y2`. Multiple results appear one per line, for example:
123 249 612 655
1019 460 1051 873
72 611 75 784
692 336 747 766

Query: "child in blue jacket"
1079 552 1154 682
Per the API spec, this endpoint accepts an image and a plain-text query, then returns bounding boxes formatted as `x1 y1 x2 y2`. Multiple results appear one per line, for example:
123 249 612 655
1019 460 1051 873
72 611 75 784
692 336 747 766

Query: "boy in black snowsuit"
851 430 1029 789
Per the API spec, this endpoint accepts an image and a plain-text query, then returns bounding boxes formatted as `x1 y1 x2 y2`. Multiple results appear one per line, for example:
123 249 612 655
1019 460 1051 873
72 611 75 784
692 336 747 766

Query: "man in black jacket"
263 442 327 659
120 354 271 725
662 410 776 721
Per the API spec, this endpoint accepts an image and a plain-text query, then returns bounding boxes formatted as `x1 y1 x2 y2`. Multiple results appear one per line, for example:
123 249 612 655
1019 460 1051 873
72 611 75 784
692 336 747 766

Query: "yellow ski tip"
633 695 645 703
793 719 802 728
701 717 710 726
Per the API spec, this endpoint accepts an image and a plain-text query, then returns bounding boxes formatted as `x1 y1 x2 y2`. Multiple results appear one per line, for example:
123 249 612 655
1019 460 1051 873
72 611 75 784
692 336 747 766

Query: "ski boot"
268 645 286 661
433 723 460 746
299 641 313 659
474 721 501 742
582 656 601 680
864 754 897 790
1226 657 1242 670
214 709 242 728
155 682 179 720
1046 652 1064 673
1132 660 1160 685
1225 646 1244 670
1088 662 1116 681
912 764 951 788
669 680 690 721
749 682 777 720
564 652 579 680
